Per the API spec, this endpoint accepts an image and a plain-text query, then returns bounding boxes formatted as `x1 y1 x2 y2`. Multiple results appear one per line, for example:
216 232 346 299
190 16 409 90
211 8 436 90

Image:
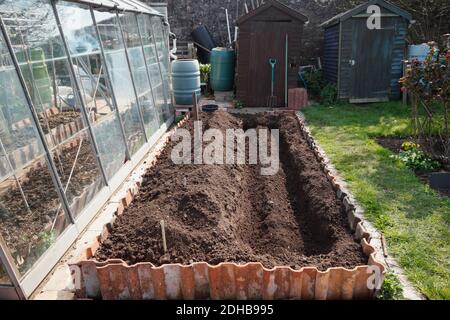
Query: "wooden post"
381 234 388 258
402 60 408 105
160 219 168 253
192 92 199 121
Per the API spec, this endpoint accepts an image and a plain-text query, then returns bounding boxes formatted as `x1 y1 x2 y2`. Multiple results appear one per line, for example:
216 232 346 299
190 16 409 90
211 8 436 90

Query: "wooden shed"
321 0 412 103
236 0 308 108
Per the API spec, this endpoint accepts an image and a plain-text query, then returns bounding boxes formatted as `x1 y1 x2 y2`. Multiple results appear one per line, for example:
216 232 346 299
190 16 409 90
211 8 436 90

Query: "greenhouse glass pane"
49 130 104 217
0 261 11 285
0 29 69 275
56 1 128 179
1 0 107 218
0 0 88 148
0 34 43 176
120 12 159 138
151 16 172 119
137 14 166 126
0 66 44 172
93 9 146 156
0 155 11 182
0 157 69 275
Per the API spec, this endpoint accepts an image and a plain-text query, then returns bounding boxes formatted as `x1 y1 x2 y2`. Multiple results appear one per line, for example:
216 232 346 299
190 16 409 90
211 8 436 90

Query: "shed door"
248 21 290 107
350 19 394 103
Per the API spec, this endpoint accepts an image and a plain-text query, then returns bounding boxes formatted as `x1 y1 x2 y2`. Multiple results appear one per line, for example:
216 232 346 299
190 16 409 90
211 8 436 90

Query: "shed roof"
320 0 412 28
237 0 308 25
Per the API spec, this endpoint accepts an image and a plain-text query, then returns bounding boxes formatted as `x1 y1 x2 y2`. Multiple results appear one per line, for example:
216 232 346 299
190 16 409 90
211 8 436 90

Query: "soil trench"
95 111 367 270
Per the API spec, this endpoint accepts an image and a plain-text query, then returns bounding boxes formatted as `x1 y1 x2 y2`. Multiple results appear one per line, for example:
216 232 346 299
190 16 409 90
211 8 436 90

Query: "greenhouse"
0 0 173 299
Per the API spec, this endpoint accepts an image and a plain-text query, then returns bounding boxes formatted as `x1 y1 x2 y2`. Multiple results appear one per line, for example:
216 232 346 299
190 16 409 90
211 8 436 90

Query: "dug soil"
95 111 367 270
39 111 82 134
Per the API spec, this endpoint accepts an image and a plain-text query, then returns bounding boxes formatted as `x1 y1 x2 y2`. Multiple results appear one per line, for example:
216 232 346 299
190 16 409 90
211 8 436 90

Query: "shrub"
175 114 185 123
303 70 324 99
378 272 403 300
400 43 449 159
391 147 441 172
234 99 244 109
199 63 211 83
320 84 338 106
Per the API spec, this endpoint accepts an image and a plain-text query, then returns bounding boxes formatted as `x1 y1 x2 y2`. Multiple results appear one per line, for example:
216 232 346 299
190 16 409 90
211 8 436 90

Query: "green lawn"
302 101 450 300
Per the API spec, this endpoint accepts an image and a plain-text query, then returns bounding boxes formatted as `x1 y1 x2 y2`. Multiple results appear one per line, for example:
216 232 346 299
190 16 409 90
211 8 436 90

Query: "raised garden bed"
39 110 82 135
72 111 384 300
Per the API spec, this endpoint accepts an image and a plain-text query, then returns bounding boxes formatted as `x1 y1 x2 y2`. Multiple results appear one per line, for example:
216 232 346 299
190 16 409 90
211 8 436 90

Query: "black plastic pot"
191 25 216 64
202 104 219 112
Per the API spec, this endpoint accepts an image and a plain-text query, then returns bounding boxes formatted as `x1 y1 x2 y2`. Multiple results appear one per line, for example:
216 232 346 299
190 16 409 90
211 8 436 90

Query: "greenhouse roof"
70 0 162 16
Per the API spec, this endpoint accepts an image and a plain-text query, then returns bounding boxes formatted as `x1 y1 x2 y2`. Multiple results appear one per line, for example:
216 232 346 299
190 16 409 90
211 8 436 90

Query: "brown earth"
39 111 82 134
375 137 404 154
376 136 449 170
95 111 367 270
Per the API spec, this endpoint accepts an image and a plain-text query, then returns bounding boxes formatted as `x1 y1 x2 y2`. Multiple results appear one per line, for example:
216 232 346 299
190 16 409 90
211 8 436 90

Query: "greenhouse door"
349 18 394 103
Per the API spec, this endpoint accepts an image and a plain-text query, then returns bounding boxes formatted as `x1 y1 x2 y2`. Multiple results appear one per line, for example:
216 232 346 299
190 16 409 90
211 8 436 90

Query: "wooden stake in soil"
192 92 199 121
160 219 168 253
381 234 388 257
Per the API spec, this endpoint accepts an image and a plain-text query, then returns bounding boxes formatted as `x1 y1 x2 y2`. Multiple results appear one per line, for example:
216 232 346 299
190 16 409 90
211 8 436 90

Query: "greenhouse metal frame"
0 0 173 299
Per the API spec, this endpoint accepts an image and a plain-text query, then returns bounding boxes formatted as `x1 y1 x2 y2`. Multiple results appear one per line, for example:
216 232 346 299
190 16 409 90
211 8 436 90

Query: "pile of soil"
0 140 101 271
95 111 367 270
39 111 82 134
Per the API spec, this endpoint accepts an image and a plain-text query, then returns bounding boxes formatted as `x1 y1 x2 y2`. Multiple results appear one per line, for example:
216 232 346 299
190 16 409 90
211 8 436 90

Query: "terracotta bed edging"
73 230 383 300
69 111 386 300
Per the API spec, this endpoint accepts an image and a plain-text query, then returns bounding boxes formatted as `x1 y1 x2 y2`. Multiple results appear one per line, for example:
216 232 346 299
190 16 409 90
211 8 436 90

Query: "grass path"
303 102 449 299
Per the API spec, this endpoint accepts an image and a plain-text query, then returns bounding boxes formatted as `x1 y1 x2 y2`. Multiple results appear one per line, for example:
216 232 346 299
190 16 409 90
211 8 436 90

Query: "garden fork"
267 58 277 108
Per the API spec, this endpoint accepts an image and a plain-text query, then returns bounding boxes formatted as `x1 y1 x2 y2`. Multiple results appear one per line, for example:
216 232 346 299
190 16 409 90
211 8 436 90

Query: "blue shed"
320 0 413 103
